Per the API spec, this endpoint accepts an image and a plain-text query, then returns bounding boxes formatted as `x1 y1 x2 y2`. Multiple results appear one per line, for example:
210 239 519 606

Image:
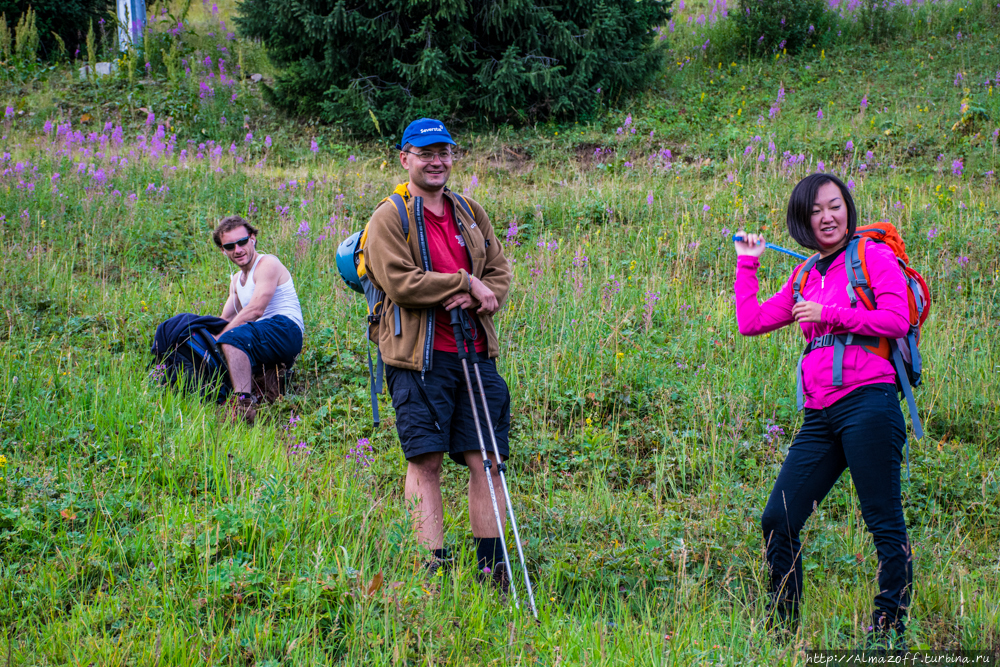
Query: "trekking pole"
454 308 539 619
448 307 521 612
731 234 809 261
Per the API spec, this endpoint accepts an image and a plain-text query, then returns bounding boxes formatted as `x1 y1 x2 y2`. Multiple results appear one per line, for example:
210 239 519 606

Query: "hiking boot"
228 393 258 426
477 565 510 597
763 598 800 639
424 554 454 580
865 614 907 653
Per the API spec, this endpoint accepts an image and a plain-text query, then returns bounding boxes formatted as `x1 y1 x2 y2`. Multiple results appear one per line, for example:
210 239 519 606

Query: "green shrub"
234 0 671 136
734 0 828 56
0 1 113 61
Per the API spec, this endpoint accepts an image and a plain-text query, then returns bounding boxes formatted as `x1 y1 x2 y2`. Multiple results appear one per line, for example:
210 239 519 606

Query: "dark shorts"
217 314 303 369
386 350 511 466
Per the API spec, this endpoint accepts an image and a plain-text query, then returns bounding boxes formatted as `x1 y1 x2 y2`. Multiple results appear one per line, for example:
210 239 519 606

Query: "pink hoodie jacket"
734 242 910 409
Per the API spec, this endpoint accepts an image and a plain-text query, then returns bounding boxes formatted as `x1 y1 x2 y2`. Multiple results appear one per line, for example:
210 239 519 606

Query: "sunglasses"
222 236 251 251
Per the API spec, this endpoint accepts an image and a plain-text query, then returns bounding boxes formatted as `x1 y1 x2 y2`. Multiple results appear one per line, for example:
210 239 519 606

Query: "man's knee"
464 451 503 480
408 452 444 480
220 342 247 358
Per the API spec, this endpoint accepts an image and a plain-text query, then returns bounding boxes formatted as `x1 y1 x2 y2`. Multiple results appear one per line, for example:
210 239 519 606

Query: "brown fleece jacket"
362 188 511 371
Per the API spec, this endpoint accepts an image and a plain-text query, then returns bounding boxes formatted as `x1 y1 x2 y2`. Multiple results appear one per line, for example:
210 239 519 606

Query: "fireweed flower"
264 135 272 148
311 139 319 153
505 220 519 245
643 291 661 329
347 438 375 469
817 108 824 120
860 95 868 111
927 228 939 240
846 140 854 151
952 159 963 176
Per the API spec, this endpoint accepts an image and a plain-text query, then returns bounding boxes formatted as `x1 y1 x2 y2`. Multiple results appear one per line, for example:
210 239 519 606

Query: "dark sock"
475 537 503 572
432 548 451 562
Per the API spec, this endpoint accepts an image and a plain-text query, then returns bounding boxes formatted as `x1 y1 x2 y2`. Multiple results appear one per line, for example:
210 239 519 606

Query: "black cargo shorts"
385 350 511 465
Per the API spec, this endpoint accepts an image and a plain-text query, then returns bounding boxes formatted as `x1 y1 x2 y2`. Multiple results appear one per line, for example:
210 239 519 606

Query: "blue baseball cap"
398 118 455 149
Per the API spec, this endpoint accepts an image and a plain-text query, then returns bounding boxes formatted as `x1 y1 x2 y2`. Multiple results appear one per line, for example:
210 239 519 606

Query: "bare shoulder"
258 254 292 282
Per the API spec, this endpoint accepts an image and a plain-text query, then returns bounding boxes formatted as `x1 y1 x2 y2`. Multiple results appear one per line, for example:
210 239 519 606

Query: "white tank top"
233 254 305 333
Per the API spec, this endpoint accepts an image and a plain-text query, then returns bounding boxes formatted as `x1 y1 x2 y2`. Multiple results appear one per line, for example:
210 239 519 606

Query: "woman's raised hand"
734 230 767 257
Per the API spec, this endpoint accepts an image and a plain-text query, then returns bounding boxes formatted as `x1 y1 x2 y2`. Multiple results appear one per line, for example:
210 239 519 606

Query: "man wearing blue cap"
362 118 513 587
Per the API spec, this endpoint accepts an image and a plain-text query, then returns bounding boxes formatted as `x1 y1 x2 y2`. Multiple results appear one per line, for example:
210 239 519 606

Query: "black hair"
785 173 857 251
213 215 259 248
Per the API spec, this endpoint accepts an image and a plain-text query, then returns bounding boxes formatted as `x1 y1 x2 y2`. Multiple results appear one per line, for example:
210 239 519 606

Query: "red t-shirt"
423 202 487 354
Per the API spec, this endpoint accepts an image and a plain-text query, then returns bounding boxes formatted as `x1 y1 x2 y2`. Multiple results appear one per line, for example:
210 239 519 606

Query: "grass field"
1 0 999 663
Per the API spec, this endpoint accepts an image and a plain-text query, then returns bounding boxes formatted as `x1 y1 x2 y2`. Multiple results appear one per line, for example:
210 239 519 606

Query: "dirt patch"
573 143 618 169
484 145 534 174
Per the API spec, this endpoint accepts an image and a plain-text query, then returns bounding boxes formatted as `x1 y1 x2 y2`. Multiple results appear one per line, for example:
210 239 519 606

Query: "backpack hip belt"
795 333 883 409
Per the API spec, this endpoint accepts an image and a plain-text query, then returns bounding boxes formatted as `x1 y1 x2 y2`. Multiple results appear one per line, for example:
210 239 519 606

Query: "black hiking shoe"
763 598 800 639
425 556 453 579
864 613 907 653
477 565 511 598
227 393 258 426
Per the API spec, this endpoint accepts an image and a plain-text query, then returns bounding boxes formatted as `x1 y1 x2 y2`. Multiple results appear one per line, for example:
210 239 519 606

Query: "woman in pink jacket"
734 173 911 647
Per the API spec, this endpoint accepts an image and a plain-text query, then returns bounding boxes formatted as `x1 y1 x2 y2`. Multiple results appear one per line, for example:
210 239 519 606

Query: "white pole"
117 0 146 52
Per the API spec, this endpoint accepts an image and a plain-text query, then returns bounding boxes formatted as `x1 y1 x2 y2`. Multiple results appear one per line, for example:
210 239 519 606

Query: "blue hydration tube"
731 234 808 261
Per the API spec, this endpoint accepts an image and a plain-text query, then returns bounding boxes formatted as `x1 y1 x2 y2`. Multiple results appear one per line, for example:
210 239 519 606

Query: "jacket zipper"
413 196 435 378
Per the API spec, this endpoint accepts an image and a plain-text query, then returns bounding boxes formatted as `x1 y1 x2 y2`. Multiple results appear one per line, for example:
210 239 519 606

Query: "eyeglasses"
222 236 251 251
404 150 455 163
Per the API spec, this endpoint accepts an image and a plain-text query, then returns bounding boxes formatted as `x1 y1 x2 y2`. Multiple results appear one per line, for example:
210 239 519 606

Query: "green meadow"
0 0 998 663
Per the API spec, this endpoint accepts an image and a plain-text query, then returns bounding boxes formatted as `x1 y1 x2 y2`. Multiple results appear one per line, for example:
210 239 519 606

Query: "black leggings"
762 383 912 631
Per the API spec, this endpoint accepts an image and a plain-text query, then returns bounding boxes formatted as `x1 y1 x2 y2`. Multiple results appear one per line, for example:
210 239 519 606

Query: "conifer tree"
235 0 671 135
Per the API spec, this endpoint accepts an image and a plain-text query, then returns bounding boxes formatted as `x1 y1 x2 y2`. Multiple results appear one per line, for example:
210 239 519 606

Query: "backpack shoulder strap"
388 192 409 239
845 236 876 309
792 253 820 304
451 192 475 222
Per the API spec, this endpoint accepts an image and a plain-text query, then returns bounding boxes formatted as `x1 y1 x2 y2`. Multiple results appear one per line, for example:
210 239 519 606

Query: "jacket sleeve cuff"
459 268 472 292
737 255 760 270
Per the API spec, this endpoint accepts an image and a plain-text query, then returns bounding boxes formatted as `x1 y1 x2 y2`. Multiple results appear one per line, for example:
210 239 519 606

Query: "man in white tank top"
212 215 304 424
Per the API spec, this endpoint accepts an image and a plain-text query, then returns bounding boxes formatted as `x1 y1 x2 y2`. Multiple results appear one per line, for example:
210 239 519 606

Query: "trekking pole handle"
732 234 808 261
449 307 468 360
